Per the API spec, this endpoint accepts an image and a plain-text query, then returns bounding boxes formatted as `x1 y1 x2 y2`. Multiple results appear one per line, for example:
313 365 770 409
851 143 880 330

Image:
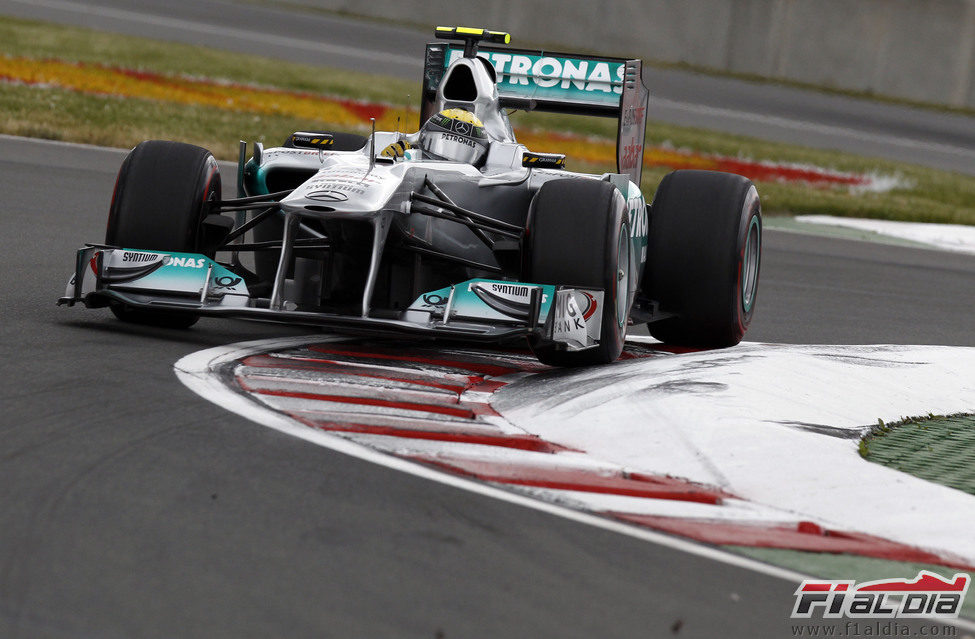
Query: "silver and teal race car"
59 26 762 366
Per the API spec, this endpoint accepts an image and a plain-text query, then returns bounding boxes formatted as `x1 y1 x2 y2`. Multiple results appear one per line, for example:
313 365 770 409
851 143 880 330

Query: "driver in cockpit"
380 108 489 167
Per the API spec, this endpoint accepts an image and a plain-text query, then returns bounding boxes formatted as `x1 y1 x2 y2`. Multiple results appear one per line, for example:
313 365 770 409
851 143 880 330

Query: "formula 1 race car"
59 26 762 366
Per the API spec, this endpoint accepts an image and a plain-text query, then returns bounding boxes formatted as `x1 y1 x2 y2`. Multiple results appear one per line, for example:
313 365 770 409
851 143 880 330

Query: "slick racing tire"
105 140 222 329
525 179 631 366
645 170 762 347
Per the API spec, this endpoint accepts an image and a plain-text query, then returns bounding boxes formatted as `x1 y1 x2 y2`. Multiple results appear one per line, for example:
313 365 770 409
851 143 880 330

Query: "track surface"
1 0 974 173
1 4 974 636
2 135 974 637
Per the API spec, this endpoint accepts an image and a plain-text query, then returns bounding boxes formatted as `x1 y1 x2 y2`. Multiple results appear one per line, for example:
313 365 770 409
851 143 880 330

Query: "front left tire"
644 170 762 347
524 179 631 366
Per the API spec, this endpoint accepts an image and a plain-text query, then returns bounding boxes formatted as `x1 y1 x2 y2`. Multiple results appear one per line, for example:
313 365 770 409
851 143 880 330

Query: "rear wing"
421 42 650 185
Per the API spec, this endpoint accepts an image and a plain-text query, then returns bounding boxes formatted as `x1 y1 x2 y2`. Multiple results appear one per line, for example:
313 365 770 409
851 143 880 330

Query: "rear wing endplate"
422 43 649 185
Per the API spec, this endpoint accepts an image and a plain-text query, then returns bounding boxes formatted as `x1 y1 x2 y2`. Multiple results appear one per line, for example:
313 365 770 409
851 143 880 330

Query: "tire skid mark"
0 423 184 635
241 355 470 393
196 338 973 570
241 383 478 419
303 343 545 377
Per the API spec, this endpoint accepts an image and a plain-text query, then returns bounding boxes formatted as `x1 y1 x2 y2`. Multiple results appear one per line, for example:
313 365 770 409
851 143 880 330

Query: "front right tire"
105 140 221 329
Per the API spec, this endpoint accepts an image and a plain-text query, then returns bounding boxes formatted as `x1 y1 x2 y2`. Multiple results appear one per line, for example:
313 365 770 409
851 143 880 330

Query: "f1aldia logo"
792 571 969 619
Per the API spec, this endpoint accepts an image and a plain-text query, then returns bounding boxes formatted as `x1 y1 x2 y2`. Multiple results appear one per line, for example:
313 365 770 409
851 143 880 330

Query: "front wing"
59 246 605 351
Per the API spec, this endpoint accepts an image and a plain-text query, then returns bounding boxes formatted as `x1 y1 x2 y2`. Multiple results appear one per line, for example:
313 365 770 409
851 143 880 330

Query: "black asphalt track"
2 136 973 637
1 0 974 173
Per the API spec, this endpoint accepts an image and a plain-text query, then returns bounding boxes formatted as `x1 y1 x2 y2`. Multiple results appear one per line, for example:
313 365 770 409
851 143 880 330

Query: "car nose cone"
305 189 349 202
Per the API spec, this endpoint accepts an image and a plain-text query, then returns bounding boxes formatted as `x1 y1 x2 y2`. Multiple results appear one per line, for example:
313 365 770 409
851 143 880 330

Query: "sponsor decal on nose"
306 190 350 202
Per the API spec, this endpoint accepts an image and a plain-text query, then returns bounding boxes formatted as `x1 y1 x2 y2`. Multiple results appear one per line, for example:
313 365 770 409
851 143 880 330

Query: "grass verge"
860 415 975 497
1 16 974 223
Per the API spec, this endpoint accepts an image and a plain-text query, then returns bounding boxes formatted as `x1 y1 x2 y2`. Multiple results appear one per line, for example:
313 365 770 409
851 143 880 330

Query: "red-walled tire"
645 170 762 347
105 140 221 329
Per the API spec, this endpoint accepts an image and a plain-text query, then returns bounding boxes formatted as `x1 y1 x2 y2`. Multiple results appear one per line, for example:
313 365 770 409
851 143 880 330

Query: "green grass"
0 16 415 103
0 83 324 161
1 16 974 224
860 414 975 496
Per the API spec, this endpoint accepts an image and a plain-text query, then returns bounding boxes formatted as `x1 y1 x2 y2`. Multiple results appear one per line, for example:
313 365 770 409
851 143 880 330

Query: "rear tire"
646 170 762 347
525 179 630 366
106 140 221 329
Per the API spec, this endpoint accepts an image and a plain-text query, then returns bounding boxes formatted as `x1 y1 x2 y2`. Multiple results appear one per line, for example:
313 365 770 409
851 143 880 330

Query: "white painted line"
0 133 129 155
173 337 812 586
0 134 238 173
174 336 975 631
796 215 975 256
9 0 423 68
495 343 975 564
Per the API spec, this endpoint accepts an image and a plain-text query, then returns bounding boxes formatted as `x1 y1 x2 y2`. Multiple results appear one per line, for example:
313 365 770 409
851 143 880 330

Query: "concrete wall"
298 0 975 109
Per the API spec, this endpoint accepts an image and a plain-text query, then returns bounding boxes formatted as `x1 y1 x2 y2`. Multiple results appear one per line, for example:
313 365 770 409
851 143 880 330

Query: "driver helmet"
418 108 488 165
